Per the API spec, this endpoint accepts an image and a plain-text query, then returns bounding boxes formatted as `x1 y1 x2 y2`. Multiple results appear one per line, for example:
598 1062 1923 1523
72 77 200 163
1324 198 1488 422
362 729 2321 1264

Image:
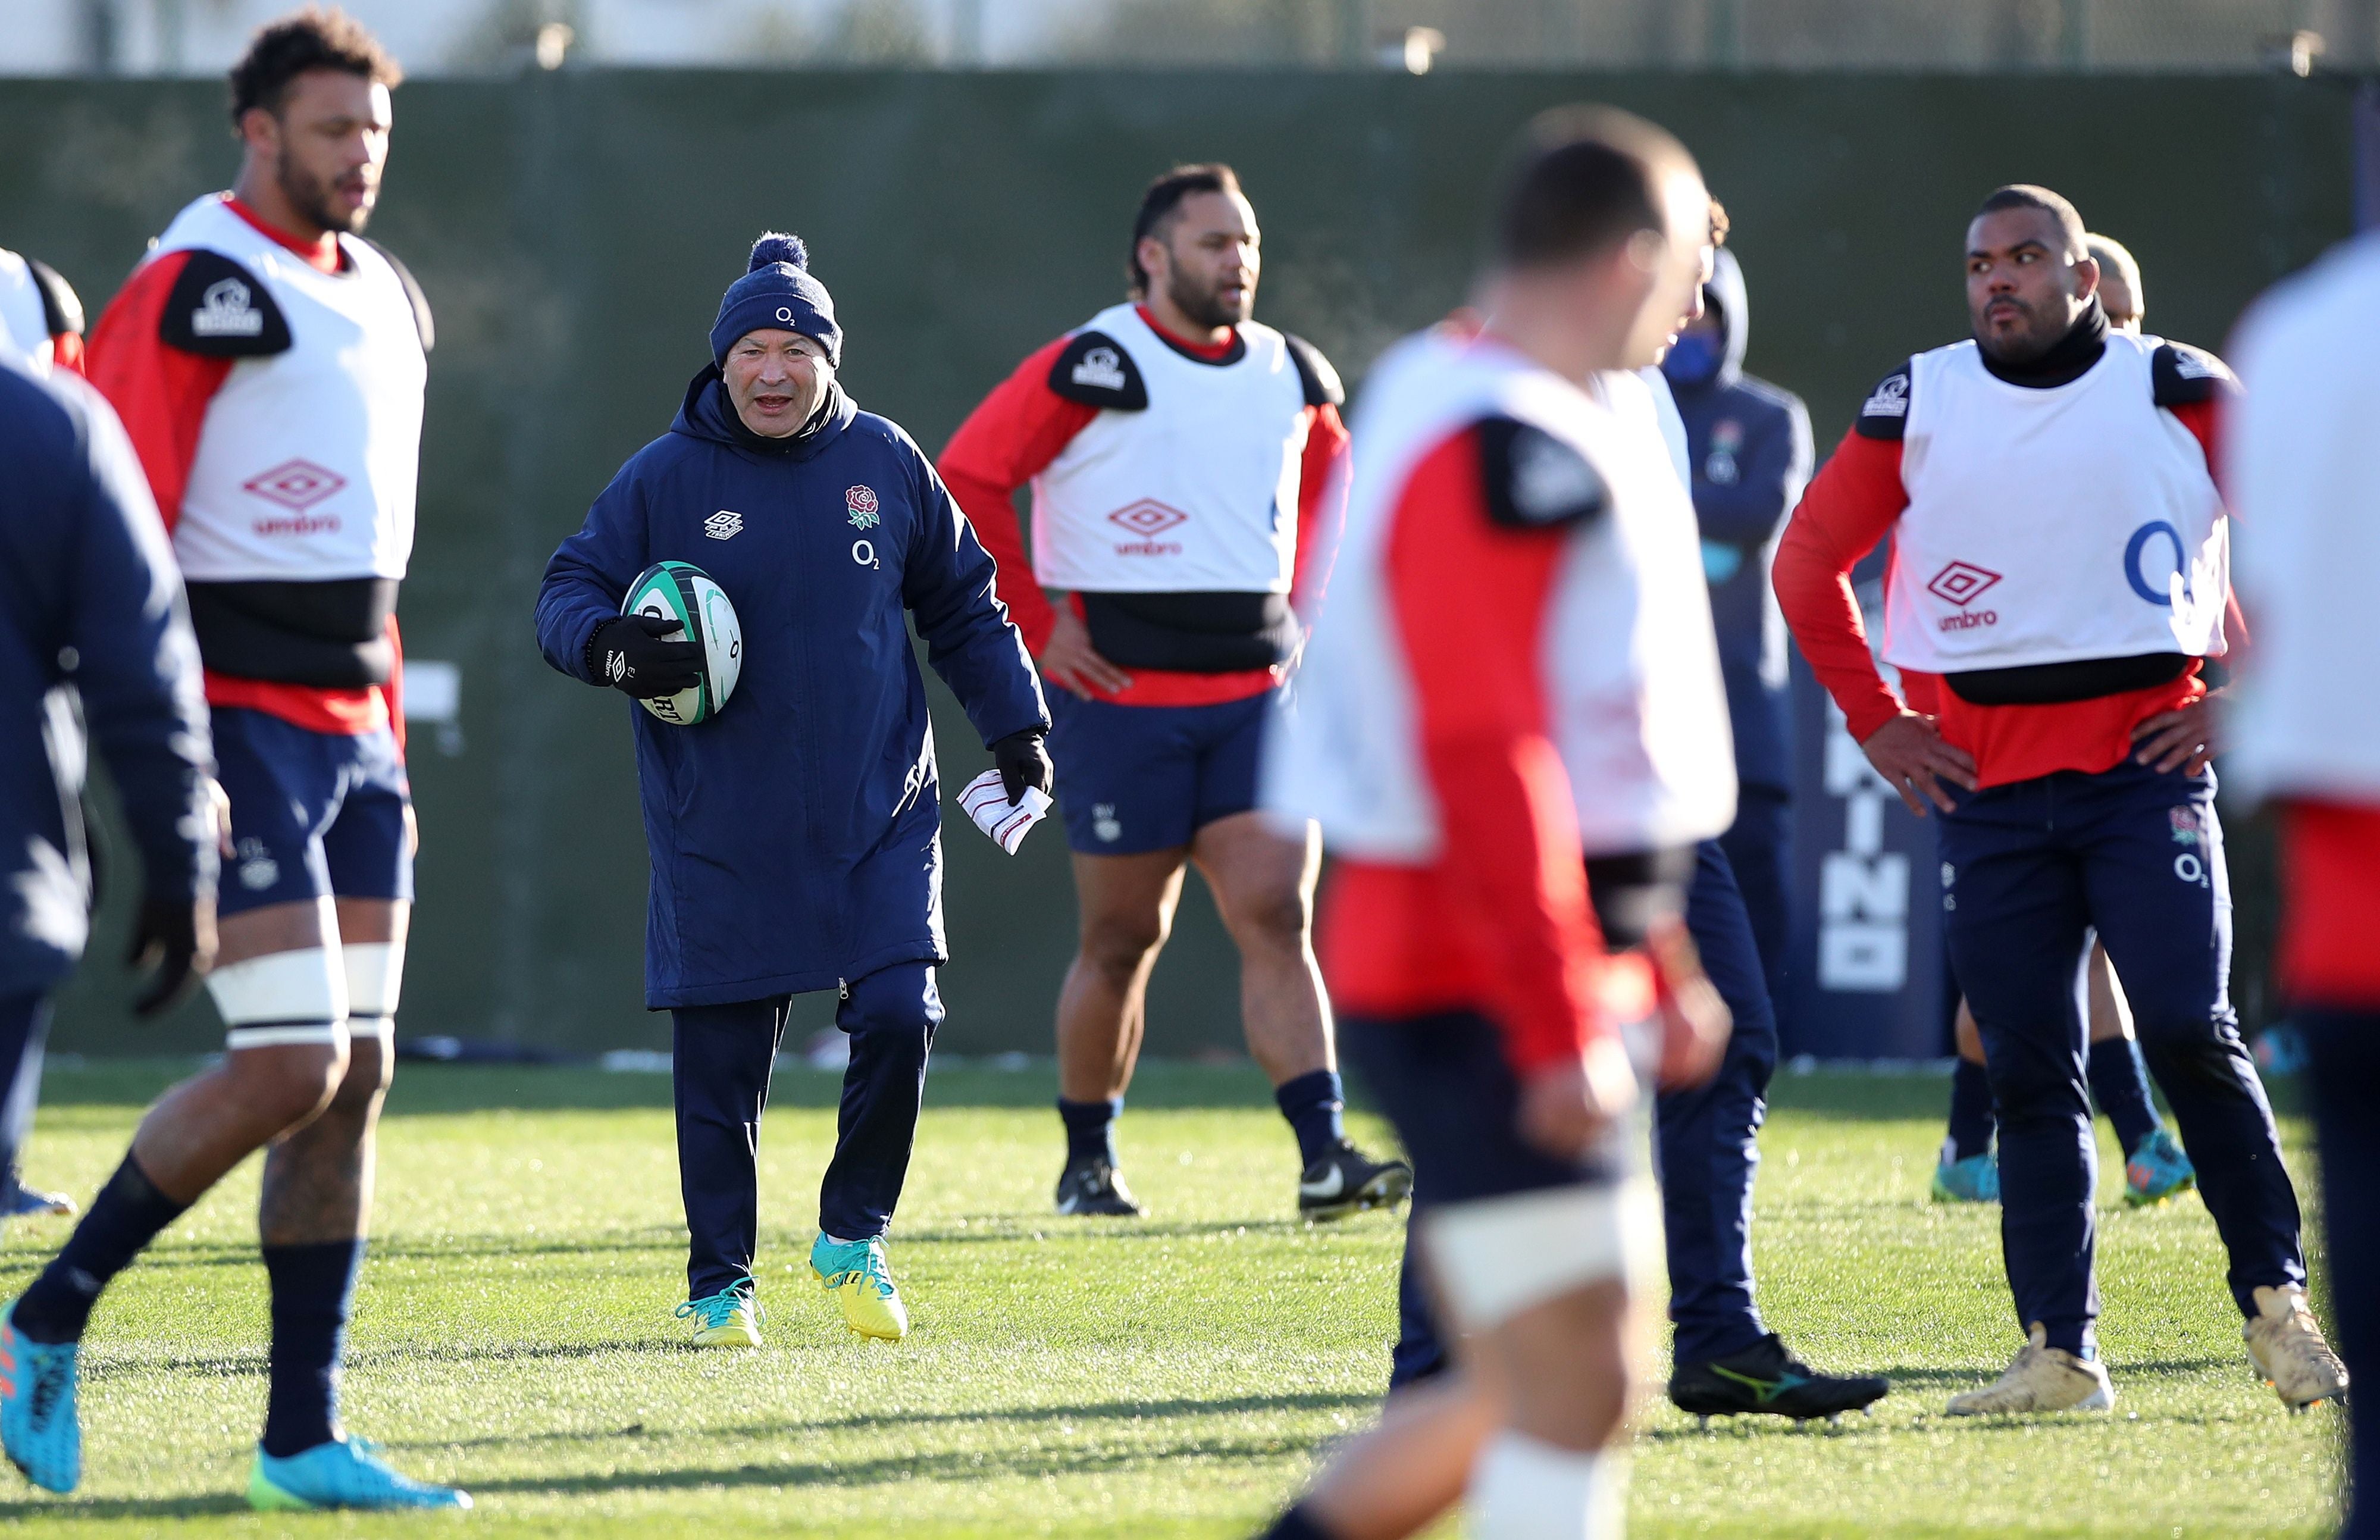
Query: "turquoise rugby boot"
811 1232 909 1341
2124 1128 2197 1207
248 1436 471 1510
0 1305 81 1494
1930 1151 2000 1204
676 1279 763 1347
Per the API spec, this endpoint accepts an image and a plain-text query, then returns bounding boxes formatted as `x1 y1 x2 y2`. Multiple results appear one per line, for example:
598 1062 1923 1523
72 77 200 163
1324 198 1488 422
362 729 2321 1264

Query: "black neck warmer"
1977 299 2109 389
725 383 843 454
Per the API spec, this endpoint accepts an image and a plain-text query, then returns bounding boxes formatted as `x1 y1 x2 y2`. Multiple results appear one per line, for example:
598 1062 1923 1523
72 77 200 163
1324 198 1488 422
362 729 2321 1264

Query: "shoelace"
675 1289 759 1329
26 1356 66 1422
820 1245 895 1298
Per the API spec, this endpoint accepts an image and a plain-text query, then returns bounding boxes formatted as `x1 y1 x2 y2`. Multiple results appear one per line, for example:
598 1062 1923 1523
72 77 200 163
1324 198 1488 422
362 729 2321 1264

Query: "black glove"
991 729 1053 805
126 892 210 1018
588 614 702 700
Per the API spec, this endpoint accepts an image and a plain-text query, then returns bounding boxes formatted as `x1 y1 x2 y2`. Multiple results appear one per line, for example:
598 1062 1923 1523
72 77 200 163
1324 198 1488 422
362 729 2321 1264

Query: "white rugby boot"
1945 1324 2115 1416
2243 1285 2349 1410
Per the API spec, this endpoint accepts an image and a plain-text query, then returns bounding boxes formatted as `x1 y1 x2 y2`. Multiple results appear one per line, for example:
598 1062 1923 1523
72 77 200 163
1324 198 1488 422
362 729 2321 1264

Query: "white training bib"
1266 330 1736 861
1028 303 1310 593
1882 334 2227 674
154 195 425 584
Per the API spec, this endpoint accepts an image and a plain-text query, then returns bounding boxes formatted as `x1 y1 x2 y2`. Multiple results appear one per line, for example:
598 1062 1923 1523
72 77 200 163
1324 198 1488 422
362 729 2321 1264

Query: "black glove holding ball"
588 614 703 700
992 730 1054 805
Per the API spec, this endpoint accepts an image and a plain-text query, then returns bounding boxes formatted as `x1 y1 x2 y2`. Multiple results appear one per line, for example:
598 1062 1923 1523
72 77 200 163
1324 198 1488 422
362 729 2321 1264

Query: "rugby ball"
621 561 742 725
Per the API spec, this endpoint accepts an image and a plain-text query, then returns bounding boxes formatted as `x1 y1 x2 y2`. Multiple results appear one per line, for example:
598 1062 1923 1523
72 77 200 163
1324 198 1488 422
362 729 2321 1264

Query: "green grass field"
0 1059 2345 1538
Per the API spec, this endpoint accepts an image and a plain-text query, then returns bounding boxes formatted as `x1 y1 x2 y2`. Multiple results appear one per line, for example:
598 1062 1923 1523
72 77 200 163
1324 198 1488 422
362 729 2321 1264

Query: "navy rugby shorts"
212 706 414 918
1045 686 1273 855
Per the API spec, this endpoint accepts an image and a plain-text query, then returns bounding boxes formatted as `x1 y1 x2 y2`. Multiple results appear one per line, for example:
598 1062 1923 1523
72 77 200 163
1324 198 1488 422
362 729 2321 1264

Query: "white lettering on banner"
1818 700 1909 993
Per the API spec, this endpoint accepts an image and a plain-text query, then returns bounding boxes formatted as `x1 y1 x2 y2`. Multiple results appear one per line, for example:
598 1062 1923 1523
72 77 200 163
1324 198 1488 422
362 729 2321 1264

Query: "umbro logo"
192 277 264 338
1926 560 2002 607
704 509 743 540
606 650 627 683
1072 345 1128 392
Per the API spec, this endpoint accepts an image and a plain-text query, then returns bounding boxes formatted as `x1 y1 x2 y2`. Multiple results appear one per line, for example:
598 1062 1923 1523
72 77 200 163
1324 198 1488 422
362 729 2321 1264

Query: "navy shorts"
1342 1009 1627 1205
1045 686 1274 855
213 707 413 918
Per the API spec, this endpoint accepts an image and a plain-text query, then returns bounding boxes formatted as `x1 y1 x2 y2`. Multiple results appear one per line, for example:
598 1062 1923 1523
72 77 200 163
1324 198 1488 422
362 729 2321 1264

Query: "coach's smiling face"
724 328 832 438
1965 205 2099 365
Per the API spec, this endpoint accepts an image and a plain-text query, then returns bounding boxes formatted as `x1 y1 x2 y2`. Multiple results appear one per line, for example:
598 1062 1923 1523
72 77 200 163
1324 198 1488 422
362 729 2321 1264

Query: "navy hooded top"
535 368 1047 1007
1662 249 1815 796
0 355 215 997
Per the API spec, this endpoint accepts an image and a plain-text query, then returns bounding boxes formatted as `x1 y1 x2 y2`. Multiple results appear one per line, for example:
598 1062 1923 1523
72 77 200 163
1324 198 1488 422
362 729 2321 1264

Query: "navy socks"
1057 1097 1122 1167
2086 1036 2163 1155
1944 1057 1996 1163
1275 1069 1348 1169
261 1238 366 1458
11 1153 189 1344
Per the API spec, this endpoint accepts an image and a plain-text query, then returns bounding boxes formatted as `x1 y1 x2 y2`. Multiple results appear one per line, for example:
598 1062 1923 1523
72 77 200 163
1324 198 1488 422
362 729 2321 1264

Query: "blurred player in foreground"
941 167 1409 1222
1386 207 1889 1427
537 233 1050 1348
0 325 217 1266
1255 105 1731 1540
0 246 95 1222
1777 184 2343 1415
1 11 469 1508
2227 228 2380 1538
1928 231 2195 1210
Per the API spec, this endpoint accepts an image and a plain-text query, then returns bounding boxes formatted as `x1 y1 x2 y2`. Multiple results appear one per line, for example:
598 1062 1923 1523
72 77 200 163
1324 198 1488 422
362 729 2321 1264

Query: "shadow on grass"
406 1388 1379 1455
0 1492 250 1522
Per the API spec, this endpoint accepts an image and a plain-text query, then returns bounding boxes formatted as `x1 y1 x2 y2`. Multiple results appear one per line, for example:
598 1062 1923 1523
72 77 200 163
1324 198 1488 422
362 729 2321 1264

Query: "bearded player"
1776 184 2343 1416
1 10 465 1509
942 165 1409 1220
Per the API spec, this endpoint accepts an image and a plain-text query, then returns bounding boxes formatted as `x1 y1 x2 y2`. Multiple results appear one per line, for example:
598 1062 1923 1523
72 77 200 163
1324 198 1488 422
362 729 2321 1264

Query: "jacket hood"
671 362 857 460
1705 247 1751 386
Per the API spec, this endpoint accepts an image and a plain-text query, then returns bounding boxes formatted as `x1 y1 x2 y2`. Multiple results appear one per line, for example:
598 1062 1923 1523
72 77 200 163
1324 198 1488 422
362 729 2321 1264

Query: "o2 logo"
2125 521 2190 608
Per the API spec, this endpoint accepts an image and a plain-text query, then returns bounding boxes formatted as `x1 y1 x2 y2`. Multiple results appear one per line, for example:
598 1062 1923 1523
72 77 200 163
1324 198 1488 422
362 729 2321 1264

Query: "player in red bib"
0 11 465 1510
1776 183 2344 1416
2227 229 2380 1539
941 165 1410 1221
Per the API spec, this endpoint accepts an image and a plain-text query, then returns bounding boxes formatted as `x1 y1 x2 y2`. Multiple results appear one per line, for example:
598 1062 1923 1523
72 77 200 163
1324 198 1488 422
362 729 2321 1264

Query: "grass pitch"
0 1059 2344 1538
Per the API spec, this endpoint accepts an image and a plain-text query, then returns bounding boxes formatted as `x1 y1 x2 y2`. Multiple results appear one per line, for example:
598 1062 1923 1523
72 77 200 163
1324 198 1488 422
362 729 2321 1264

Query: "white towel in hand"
958 769 1052 854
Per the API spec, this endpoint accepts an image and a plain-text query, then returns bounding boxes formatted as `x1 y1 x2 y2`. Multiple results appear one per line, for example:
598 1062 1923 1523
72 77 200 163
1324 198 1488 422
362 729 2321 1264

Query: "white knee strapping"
210 947 349 1050
341 940 405 1046
1421 1181 1661 1334
1467 1433 1624 1540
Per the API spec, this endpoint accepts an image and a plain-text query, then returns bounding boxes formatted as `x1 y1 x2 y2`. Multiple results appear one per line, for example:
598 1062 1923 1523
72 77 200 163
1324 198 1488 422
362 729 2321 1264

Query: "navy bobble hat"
710 231 842 368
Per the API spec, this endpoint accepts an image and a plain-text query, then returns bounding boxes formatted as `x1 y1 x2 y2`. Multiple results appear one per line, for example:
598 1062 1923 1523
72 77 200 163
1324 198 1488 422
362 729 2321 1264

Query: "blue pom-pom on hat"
748 231 809 273
712 229 840 366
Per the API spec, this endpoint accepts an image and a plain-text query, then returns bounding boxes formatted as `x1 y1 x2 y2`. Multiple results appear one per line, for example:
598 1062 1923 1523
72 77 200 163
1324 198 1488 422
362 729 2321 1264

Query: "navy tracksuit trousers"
2301 1009 2378 1540
1717 784 1795 1009
672 962 941 1300
1388 840 1778 1386
0 991 51 1187
1941 760 2302 1355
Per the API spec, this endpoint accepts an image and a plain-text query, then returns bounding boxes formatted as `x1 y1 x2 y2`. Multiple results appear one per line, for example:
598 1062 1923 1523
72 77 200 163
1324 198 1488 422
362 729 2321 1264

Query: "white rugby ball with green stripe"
622 561 742 725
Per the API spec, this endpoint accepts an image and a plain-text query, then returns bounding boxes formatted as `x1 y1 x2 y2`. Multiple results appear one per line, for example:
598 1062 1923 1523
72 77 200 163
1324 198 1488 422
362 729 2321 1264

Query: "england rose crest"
845 485 881 530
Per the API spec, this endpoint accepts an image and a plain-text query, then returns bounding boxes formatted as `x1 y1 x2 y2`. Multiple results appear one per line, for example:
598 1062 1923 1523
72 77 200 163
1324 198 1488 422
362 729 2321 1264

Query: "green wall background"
2 71 2350 1057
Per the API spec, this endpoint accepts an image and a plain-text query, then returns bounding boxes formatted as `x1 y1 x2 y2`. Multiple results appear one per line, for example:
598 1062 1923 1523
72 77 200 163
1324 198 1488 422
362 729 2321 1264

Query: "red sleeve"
1774 427 1911 743
1385 428 1608 1075
50 331 86 376
1290 400 1351 612
84 252 233 535
2171 393 2256 663
937 336 1099 655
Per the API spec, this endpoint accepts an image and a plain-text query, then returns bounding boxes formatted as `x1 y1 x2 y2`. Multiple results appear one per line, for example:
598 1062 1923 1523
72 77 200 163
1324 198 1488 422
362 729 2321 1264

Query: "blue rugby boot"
248 1436 472 1510
2123 1128 2197 1207
0 1306 80 1493
1 1176 75 1220
1930 1151 2000 1204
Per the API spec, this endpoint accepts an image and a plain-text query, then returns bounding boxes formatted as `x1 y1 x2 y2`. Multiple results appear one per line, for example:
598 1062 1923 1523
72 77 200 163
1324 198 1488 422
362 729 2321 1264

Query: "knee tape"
341 940 405 1047
210 948 349 1051
1420 1179 1662 1334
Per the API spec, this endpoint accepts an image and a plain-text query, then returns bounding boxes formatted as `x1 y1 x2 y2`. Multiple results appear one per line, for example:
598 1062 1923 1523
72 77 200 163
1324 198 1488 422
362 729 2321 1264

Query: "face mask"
1663 332 1723 387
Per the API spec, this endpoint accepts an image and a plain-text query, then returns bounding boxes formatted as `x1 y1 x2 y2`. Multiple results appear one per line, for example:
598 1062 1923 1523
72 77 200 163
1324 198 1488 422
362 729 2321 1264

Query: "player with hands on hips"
942 164 1408 1224
1775 183 2343 1417
537 229 1050 1350
1254 107 1735 1540
3 11 469 1511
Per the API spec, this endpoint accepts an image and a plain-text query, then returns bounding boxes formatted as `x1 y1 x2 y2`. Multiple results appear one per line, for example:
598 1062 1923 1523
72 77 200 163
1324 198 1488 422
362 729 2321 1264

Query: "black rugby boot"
1669 1333 1890 1425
